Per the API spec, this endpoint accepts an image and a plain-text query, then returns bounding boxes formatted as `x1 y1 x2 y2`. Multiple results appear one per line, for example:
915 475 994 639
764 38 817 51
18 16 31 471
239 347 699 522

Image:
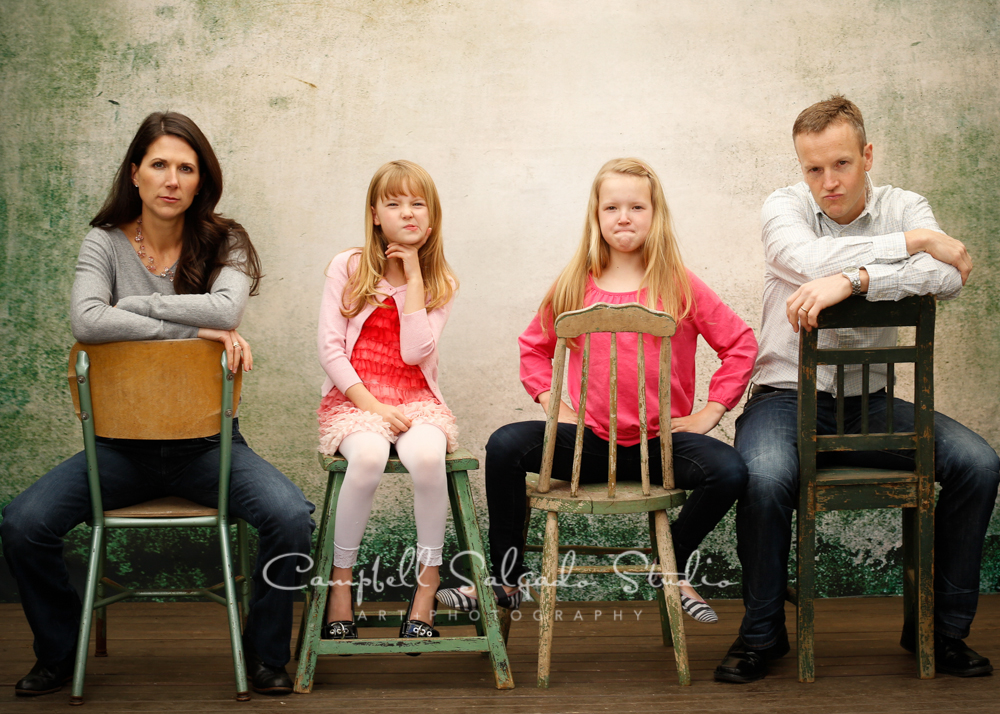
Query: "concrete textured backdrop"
1 0 998 604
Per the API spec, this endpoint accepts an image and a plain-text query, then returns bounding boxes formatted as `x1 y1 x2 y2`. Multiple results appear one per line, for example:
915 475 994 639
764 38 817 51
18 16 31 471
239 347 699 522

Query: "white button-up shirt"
752 175 963 396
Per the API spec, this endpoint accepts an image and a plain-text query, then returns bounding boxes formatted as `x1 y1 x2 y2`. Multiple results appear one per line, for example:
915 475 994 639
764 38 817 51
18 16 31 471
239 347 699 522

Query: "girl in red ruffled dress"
317 160 458 643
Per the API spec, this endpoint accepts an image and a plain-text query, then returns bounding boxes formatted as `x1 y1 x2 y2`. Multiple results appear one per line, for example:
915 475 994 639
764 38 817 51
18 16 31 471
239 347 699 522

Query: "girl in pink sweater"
317 160 458 643
438 158 757 623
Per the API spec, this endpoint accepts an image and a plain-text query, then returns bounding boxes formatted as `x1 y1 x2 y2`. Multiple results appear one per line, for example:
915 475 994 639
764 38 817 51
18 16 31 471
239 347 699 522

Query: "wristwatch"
842 267 863 296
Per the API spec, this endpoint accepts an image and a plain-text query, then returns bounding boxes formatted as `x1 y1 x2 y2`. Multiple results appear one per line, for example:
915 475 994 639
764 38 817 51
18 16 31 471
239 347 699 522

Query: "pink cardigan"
318 250 453 405
519 272 758 445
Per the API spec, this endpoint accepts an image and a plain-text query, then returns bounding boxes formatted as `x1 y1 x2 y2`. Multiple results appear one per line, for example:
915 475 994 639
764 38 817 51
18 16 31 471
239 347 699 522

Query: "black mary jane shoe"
14 657 75 697
322 584 359 655
399 585 440 657
714 627 790 684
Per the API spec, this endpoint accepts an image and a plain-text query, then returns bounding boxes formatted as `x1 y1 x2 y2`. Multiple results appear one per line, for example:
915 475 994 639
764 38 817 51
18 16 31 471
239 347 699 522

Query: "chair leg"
450 470 514 689
653 510 690 686
294 472 344 694
218 519 250 701
536 511 559 688
912 499 935 678
796 503 817 683
95 542 108 657
446 474 485 638
237 519 251 628
648 512 672 647
69 526 105 705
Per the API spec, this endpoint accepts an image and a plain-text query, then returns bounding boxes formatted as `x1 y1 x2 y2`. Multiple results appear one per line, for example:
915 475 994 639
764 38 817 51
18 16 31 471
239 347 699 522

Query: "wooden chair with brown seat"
511 302 691 688
66 339 251 704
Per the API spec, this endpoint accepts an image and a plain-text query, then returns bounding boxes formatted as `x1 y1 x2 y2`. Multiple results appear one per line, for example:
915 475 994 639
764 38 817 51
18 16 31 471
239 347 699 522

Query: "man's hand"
786 272 863 333
904 228 972 284
671 402 726 434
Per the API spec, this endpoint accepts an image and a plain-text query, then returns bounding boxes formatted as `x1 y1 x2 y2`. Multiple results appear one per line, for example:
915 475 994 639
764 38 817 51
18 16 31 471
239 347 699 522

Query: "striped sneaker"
436 584 522 612
680 592 718 623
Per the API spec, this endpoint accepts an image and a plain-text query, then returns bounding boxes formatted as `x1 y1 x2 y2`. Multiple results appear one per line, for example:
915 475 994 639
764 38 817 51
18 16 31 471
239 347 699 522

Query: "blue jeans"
0 420 315 668
734 390 1000 648
485 421 749 587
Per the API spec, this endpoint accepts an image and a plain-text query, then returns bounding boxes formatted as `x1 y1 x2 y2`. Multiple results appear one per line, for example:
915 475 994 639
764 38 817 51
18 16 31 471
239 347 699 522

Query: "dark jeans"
0 420 315 668
734 390 1000 648
485 421 748 587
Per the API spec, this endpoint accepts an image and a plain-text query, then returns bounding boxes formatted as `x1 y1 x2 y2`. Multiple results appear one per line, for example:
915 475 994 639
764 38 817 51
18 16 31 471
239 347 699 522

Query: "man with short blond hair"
714 96 999 683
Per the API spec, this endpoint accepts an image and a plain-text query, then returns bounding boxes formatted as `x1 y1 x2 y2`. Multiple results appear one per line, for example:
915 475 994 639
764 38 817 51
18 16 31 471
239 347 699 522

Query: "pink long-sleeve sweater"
318 250 453 404
519 272 758 445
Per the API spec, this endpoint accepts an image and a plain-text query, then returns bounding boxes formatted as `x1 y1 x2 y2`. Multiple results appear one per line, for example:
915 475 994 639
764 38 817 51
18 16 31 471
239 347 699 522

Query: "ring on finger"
799 307 808 312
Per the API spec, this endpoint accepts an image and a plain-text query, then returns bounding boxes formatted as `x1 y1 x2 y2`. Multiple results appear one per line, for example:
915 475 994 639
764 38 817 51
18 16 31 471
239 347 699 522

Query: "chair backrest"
534 302 677 498
68 339 243 440
797 295 935 482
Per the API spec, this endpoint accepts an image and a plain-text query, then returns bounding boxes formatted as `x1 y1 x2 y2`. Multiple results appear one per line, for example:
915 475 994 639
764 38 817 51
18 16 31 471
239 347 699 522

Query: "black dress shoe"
14 657 75 697
714 628 790 683
900 626 993 677
244 648 293 695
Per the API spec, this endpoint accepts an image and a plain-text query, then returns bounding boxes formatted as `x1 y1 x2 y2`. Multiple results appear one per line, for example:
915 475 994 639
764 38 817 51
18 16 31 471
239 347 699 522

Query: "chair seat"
320 447 478 474
526 473 686 514
103 496 218 518
816 466 917 485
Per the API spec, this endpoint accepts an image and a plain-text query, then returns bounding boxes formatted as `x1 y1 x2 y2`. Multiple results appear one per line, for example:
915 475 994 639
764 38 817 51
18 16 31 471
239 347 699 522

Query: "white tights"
332 424 448 568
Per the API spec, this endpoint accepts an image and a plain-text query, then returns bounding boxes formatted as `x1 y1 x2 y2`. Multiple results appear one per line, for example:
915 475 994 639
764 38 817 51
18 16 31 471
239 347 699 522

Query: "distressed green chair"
293 448 514 692
515 302 691 688
67 339 252 704
792 295 936 682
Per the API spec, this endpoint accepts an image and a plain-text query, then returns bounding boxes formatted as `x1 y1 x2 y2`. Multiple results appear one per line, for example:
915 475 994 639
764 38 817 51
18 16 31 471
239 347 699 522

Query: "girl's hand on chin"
385 231 429 283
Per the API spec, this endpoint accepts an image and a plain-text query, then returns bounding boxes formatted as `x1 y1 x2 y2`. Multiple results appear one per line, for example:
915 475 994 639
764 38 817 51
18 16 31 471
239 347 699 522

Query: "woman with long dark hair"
2 112 313 698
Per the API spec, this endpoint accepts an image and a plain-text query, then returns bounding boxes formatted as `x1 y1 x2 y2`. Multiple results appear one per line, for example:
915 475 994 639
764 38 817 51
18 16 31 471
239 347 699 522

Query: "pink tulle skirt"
317 390 459 456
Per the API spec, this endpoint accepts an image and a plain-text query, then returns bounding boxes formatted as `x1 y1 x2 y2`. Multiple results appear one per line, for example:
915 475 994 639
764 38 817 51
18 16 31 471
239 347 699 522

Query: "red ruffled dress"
318 298 458 455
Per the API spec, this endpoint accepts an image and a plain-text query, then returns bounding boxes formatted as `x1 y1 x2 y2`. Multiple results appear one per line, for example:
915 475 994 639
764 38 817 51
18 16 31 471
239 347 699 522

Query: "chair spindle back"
535 303 677 498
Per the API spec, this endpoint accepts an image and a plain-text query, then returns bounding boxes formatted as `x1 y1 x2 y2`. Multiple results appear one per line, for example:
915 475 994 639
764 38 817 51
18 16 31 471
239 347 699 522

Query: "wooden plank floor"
1 596 998 712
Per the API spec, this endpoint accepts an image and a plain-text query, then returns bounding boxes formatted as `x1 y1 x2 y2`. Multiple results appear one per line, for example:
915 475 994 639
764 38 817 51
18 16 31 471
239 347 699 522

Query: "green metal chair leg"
237 519 251 627
69 525 105 705
219 519 250 701
95 542 108 657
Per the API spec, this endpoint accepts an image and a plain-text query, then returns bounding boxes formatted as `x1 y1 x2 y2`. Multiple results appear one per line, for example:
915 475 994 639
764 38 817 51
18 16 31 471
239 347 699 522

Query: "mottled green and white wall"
1 0 998 602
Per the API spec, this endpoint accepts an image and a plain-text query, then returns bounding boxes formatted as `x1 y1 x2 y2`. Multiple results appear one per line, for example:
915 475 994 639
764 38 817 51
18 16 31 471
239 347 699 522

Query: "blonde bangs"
340 160 457 318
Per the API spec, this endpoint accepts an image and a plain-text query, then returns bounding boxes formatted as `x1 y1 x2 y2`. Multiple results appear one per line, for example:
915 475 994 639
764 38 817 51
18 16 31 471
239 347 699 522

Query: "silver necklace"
133 218 176 282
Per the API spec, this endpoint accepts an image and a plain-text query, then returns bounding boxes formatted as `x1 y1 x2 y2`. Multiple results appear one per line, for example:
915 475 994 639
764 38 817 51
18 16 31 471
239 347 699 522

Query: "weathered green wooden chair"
792 295 936 682
293 449 514 692
67 339 251 704
514 302 691 688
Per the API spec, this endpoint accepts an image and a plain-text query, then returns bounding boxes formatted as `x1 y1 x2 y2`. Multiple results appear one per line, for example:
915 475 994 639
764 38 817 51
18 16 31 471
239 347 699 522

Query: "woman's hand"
670 402 726 434
197 328 253 373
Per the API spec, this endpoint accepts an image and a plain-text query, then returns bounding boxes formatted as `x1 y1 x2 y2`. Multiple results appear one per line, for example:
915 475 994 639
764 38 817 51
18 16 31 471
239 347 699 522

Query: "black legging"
484 421 748 587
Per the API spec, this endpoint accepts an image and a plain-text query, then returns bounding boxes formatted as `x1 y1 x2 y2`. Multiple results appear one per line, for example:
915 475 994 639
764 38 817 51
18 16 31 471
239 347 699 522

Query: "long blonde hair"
341 160 458 317
539 158 692 332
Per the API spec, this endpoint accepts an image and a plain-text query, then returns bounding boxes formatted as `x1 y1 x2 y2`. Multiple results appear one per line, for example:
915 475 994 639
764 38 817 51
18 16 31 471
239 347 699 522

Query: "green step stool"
294 448 514 691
